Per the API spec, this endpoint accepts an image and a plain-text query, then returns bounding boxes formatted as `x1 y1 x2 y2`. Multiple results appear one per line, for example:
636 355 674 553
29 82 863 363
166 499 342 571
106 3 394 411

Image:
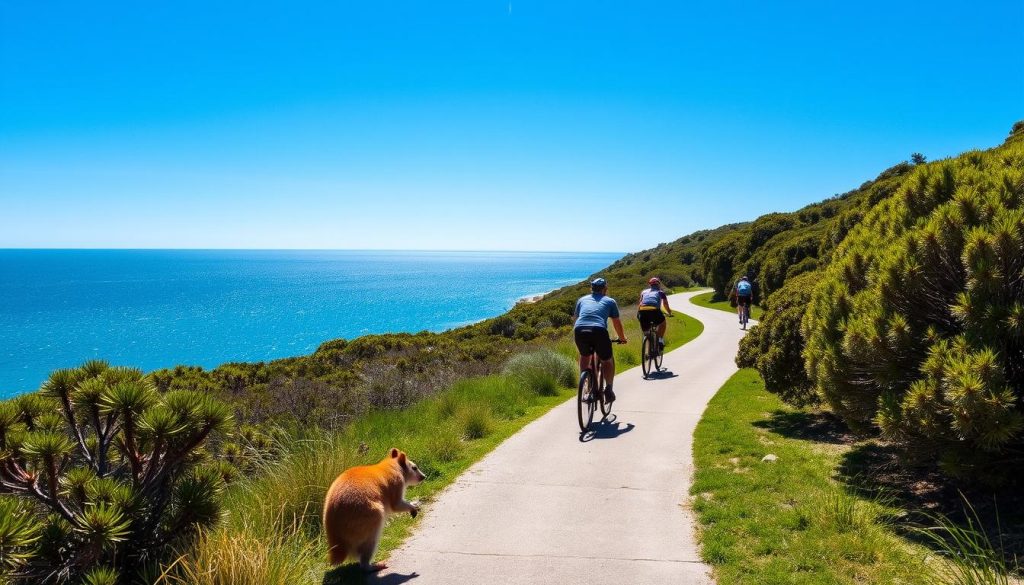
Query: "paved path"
383 290 749 585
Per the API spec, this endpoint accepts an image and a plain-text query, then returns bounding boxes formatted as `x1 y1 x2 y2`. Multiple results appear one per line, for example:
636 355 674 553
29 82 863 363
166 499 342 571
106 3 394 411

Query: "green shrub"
803 139 1024 479
425 426 464 463
737 272 819 406
0 362 232 583
458 404 495 440
502 350 575 396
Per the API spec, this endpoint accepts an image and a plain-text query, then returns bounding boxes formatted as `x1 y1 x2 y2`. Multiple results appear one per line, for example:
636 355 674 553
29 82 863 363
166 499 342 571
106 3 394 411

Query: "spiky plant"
0 361 233 583
803 131 1024 480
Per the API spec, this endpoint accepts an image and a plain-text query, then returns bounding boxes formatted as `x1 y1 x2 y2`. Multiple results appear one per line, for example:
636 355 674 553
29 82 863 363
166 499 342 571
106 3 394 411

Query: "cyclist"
573 277 628 403
637 277 672 351
734 275 753 323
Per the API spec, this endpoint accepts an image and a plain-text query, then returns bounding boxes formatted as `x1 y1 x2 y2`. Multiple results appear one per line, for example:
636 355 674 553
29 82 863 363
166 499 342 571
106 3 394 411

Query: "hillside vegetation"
2 122 1021 584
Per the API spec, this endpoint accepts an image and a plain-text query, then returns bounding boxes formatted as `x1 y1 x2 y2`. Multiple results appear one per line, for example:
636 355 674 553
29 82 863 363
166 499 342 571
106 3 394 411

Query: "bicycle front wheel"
577 370 596 432
655 342 664 369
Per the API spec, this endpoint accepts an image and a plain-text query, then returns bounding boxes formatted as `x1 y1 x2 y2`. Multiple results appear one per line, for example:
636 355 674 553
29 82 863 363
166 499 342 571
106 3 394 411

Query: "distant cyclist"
637 277 672 351
734 275 753 323
573 278 628 403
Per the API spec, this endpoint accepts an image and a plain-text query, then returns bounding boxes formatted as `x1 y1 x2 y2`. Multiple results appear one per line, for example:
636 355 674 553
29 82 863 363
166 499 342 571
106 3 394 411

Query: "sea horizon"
0 249 622 396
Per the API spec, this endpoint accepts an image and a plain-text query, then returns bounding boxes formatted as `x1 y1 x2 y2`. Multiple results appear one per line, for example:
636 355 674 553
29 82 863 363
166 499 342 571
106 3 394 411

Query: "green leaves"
0 496 41 573
99 380 157 418
20 430 73 461
1 361 234 582
75 503 131 549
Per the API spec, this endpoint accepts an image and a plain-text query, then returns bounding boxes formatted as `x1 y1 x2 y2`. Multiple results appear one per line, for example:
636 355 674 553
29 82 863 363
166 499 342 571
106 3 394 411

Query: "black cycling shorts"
737 295 752 308
637 309 666 331
574 327 613 361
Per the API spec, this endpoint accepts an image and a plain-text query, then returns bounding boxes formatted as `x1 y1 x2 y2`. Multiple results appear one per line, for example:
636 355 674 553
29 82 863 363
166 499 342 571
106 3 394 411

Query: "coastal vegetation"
0 362 232 583
1 121 1021 583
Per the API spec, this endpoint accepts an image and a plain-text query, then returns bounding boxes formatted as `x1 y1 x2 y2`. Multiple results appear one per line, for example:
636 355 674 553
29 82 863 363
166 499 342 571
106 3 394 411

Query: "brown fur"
323 448 426 571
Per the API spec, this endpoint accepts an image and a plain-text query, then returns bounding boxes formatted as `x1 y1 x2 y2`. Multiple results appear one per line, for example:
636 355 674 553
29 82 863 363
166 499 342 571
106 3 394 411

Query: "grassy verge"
690 290 764 320
690 369 937 584
162 310 704 585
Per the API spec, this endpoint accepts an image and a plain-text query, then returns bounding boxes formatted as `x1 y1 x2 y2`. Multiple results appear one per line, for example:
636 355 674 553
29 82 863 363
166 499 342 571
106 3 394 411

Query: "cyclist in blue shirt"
573 277 628 403
637 277 673 351
734 276 753 322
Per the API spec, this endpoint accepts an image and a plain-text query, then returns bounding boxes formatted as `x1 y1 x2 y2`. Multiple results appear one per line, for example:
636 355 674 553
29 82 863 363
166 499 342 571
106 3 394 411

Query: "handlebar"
610 339 626 344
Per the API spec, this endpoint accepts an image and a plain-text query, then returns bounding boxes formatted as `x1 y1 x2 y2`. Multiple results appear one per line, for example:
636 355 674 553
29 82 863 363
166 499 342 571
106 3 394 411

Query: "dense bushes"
736 272 818 406
0 361 231 583
802 139 1024 478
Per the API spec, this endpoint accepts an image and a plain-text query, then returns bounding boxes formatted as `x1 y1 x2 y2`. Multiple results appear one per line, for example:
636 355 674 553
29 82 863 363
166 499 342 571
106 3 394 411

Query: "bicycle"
577 339 625 432
739 299 750 330
640 317 664 379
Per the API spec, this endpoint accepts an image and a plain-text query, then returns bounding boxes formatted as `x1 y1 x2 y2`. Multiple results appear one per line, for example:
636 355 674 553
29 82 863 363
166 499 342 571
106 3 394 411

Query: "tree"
803 141 1024 481
0 361 232 583
911 152 927 165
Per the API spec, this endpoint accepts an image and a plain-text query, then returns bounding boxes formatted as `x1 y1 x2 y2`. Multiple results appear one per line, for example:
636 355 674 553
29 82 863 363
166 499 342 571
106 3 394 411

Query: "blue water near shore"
0 249 620 397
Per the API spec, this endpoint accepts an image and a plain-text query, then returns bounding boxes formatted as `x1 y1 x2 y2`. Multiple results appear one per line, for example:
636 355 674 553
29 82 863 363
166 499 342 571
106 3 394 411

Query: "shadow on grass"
836 441 1024 564
323 565 419 585
753 409 853 445
753 406 1024 567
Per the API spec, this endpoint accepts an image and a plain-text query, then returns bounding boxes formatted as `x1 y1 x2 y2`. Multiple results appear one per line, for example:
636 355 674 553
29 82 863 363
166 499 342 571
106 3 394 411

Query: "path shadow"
753 409 853 445
579 420 635 442
644 369 678 380
323 565 419 585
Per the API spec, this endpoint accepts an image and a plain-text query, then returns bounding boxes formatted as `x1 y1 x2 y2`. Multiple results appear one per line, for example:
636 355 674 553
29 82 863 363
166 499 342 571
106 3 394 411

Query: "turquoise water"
0 249 620 396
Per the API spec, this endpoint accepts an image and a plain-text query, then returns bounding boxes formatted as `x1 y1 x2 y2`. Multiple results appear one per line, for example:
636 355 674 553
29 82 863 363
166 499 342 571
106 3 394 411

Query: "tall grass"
158 370 578 584
502 349 575 395
917 498 1017 585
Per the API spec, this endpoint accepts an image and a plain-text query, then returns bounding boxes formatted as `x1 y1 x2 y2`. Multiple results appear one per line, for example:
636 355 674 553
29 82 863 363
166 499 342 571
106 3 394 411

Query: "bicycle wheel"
655 341 664 369
599 368 613 417
641 335 652 378
577 370 596 432
741 307 748 329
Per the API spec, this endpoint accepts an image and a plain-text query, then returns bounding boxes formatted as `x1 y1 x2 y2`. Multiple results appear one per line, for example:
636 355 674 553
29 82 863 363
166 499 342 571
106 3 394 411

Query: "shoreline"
515 288 560 305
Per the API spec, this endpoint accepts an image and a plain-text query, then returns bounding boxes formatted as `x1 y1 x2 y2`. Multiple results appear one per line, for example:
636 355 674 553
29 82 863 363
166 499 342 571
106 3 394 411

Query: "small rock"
761 454 778 462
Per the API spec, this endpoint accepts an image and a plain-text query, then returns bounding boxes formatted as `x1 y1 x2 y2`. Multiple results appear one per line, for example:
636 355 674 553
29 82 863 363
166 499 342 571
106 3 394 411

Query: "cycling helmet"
740 275 749 281
648 277 661 286
591 277 607 289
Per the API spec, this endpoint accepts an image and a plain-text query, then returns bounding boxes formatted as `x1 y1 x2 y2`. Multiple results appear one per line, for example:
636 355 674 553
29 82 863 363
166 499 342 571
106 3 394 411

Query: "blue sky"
2 1 1022 252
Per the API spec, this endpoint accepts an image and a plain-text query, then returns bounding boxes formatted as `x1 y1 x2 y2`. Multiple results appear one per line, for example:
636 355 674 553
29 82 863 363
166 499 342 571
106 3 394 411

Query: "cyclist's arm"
662 294 672 316
610 317 627 344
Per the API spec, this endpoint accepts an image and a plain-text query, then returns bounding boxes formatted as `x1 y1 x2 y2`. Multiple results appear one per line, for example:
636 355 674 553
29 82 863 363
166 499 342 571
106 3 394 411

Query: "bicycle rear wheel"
641 335 652 378
577 370 596 431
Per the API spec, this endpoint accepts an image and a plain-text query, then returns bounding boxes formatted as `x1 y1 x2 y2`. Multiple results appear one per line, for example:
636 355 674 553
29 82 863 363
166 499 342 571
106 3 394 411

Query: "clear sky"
2 1 1022 252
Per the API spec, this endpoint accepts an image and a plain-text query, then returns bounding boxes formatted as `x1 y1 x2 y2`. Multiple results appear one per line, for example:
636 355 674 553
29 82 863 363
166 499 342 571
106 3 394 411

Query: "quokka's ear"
390 448 400 459
398 452 407 467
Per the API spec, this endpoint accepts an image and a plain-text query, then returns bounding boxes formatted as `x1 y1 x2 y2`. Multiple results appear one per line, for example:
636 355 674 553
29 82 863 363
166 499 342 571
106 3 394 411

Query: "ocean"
0 249 621 397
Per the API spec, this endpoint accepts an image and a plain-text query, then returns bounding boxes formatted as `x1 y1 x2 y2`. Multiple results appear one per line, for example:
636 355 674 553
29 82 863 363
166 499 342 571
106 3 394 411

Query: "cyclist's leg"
655 311 667 343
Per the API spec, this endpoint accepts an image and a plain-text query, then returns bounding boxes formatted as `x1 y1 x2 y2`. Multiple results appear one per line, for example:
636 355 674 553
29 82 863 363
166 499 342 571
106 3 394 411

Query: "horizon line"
0 247 627 255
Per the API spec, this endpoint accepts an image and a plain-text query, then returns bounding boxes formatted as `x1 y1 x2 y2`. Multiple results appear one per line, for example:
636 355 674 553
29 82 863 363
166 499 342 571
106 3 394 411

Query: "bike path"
382 290 750 584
